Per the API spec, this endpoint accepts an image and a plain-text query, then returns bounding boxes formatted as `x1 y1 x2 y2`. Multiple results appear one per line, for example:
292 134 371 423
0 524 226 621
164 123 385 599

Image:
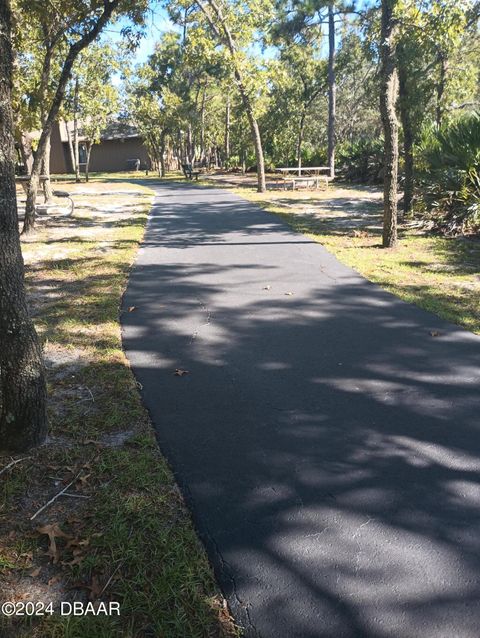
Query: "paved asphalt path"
122 182 480 638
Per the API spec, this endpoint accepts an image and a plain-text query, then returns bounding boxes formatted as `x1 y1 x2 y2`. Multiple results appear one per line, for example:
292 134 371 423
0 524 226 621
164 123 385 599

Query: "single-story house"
49 120 151 174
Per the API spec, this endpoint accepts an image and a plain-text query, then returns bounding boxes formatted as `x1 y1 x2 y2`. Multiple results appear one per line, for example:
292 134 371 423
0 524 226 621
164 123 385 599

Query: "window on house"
79 143 87 164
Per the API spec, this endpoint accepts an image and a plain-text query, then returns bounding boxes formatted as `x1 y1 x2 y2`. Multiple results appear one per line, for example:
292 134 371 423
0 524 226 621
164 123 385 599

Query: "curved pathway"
122 182 480 638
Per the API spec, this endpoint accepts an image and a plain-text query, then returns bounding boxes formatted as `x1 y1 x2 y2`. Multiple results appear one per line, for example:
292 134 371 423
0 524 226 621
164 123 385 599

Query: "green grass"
1 181 237 638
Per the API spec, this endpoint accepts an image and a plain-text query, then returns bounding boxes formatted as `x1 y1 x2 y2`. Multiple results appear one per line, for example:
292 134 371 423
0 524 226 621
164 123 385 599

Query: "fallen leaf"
66 537 90 550
37 523 72 564
430 331 441 337
62 548 86 567
128 306 136 312
174 369 189 376
29 566 42 578
75 473 91 490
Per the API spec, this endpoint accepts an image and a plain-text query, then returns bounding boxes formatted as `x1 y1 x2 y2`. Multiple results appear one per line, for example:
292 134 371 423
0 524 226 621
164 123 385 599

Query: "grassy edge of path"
0 180 238 638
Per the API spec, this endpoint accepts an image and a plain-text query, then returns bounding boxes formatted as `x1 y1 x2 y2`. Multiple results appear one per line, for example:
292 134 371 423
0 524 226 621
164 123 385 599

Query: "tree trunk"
39 38 54 202
398 58 414 215
196 0 266 191
66 121 75 175
379 0 399 248
225 93 230 167
176 131 183 168
0 0 47 451
73 77 81 183
187 123 193 164
244 101 266 191
327 1 336 180
296 110 306 176
18 132 33 173
159 129 167 177
42 132 53 202
436 52 447 127
85 141 92 182
22 0 120 233
200 84 207 164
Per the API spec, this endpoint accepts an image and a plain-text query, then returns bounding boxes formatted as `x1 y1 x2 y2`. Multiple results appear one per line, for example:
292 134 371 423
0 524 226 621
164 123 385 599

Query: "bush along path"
0 180 237 638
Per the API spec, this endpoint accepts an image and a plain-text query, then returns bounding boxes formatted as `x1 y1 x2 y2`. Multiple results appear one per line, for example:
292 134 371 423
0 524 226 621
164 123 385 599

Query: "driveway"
122 182 480 638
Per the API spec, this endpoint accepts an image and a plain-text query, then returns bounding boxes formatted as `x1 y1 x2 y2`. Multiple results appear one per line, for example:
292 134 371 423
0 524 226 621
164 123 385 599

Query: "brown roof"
58 120 141 143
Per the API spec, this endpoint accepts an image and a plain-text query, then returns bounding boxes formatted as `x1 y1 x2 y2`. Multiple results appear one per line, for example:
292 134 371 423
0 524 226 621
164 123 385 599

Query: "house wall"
49 122 150 174
88 138 150 172
50 123 69 174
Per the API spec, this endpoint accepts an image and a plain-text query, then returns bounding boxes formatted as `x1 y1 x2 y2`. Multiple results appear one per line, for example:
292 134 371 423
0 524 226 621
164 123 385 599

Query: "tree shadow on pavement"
122 182 480 638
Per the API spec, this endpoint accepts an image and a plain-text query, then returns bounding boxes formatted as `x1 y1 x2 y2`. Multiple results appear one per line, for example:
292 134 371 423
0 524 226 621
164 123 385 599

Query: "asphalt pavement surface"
122 182 480 638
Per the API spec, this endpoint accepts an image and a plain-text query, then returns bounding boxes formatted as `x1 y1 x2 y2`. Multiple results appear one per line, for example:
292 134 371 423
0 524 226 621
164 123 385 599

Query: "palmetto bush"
417 112 480 235
337 137 384 184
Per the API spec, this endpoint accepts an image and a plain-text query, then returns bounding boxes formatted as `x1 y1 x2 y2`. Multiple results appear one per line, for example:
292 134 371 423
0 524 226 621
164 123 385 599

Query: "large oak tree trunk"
0 0 47 451
327 1 336 179
379 0 399 248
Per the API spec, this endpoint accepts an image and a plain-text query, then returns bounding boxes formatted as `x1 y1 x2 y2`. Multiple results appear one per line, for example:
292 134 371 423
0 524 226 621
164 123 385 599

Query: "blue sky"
104 3 179 67
104 1 275 74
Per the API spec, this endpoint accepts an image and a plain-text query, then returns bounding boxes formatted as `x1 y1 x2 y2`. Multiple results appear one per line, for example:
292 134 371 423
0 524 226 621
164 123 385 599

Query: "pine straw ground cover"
0 180 237 638
225 181 480 335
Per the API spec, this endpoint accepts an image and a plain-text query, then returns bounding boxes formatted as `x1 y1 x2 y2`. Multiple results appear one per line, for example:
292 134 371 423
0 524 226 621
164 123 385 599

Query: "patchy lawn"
224 180 480 335
0 180 237 638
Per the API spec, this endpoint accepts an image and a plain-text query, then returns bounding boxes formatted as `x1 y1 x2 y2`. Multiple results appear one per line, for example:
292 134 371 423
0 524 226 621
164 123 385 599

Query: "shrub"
337 137 384 183
417 113 480 235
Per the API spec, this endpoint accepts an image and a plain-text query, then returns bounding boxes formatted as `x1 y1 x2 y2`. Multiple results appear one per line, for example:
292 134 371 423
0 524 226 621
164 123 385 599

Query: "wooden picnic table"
275 167 330 190
276 166 330 176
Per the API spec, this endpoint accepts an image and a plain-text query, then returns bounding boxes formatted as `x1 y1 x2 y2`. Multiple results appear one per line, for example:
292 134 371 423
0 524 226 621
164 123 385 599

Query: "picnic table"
275 166 331 190
15 175 74 216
